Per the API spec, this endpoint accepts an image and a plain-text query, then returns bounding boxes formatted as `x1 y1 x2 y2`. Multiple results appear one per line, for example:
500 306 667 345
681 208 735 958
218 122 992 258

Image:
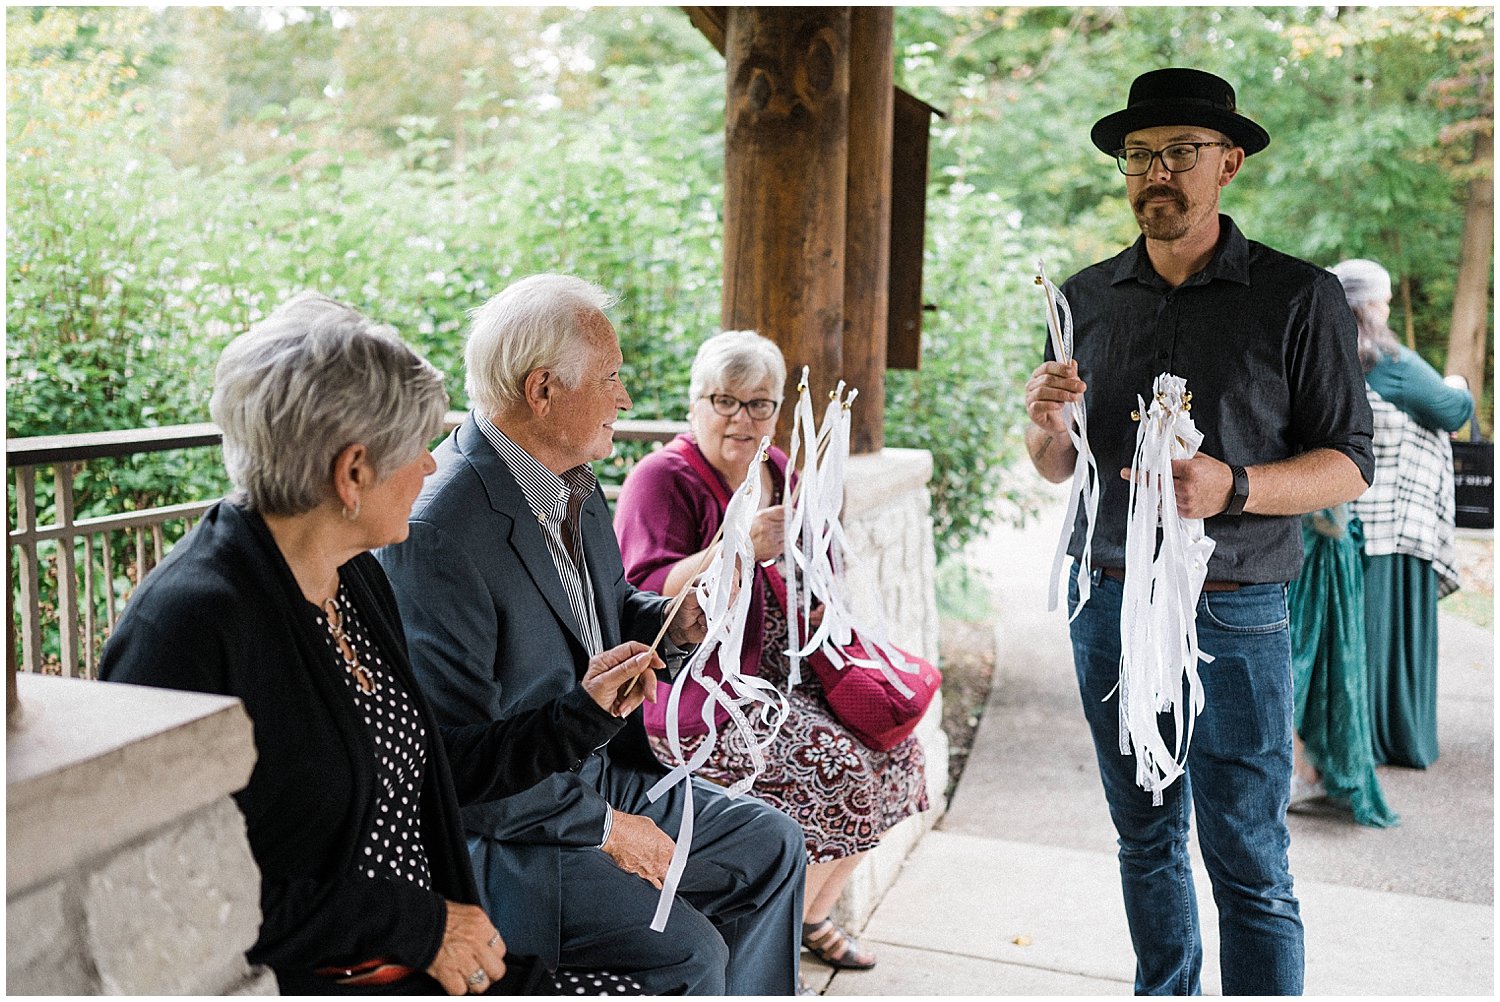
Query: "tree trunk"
1446 129 1493 413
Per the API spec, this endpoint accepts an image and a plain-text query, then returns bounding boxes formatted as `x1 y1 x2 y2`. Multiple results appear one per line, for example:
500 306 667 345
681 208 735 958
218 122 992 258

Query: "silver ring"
466 969 488 987
487 934 500 948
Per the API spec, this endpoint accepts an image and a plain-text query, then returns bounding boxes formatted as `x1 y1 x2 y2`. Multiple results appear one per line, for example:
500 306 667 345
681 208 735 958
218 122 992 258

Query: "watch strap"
1225 464 1249 516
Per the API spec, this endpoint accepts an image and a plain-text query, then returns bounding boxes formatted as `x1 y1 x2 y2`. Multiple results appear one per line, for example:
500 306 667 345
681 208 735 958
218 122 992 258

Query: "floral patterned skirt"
648 578 929 864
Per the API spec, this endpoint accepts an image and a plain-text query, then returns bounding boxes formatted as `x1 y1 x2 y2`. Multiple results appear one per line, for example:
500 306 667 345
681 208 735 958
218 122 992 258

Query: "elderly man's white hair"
210 292 448 515
688 329 787 408
464 274 618 416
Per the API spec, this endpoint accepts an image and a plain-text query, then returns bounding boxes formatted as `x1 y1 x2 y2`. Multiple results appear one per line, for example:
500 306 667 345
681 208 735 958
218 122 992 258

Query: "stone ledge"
86 797 263 994
827 446 945 931
832 695 949 930
843 448 934 521
8 674 256 893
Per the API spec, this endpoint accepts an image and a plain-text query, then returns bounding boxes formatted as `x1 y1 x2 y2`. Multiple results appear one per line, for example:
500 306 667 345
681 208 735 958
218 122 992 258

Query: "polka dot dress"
548 970 642 995
316 584 433 890
317 587 643 997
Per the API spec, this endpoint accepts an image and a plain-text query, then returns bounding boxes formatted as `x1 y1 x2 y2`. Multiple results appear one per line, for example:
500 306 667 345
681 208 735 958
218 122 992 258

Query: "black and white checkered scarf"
1350 390 1461 598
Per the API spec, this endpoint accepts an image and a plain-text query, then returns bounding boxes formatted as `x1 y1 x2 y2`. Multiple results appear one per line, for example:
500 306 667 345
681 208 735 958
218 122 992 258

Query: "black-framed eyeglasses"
704 393 778 420
1114 141 1232 176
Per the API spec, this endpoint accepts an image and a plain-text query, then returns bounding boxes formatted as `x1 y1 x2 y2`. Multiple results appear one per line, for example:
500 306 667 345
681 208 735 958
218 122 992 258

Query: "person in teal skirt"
1288 504 1397 826
1331 259 1473 769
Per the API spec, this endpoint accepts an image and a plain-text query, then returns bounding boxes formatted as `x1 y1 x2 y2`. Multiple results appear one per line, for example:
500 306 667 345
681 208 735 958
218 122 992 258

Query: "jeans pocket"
1198 585 1288 635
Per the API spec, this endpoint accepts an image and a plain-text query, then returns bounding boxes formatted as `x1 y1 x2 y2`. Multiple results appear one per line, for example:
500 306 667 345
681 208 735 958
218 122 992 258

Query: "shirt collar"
1110 213 1251 289
475 413 597 524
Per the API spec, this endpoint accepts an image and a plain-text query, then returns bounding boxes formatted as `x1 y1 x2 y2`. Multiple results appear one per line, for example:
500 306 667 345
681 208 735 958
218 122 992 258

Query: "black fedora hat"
1091 67 1270 157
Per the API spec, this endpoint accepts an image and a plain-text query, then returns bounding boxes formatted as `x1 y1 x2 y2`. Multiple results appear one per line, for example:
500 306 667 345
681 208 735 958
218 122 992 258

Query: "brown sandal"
801 918 877 970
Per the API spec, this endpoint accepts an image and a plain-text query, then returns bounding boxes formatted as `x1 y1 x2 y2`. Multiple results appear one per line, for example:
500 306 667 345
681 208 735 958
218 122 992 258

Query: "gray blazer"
377 413 671 964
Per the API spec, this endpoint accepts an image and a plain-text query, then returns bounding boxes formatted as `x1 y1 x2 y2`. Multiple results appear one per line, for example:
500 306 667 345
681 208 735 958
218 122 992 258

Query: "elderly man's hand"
1024 359 1086 435
582 643 664 717
601 810 675 889
667 587 708 646
1119 454 1235 520
426 901 506 995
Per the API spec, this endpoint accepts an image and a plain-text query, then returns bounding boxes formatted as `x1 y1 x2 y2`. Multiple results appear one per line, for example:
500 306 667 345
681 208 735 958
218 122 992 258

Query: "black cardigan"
99 501 620 993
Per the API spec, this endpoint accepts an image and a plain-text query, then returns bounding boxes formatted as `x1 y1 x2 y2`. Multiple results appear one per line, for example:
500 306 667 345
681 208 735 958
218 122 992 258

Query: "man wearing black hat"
1024 68 1374 995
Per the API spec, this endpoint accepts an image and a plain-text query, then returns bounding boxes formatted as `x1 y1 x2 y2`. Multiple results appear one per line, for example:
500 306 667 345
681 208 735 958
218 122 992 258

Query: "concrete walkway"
817 483 1494 995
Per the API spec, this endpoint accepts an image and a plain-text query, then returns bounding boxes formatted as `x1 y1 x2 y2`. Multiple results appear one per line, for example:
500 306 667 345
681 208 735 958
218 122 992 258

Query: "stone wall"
7 674 273 995
830 447 948 929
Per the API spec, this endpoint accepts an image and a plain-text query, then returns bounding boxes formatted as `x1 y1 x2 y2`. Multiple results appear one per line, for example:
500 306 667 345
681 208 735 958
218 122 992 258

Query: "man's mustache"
1134 186 1185 212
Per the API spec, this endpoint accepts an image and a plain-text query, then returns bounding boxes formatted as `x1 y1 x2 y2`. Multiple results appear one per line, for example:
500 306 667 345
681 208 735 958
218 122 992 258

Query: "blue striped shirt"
475 414 605 657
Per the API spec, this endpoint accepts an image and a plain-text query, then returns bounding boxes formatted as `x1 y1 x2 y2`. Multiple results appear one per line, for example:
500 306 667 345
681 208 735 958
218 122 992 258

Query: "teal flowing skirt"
1289 511 1398 827
1364 553 1441 768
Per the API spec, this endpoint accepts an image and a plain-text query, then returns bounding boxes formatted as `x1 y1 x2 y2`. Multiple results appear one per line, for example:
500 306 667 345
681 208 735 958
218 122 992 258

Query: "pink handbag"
760 539 941 753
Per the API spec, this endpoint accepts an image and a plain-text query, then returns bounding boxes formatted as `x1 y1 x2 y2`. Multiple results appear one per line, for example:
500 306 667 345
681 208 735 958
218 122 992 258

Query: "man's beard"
1132 185 1190 241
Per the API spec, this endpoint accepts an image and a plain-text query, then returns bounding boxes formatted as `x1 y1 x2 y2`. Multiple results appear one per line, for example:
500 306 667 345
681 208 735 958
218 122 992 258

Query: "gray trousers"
553 763 805 995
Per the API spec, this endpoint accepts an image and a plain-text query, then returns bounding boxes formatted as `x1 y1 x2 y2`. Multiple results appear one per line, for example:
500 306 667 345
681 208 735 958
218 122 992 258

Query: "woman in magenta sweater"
615 330 928 977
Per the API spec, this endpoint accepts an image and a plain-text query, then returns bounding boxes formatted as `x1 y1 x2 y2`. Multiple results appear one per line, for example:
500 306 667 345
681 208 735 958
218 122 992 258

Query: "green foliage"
7 5 1493 566
935 553 998 624
893 5 1493 389
885 183 1074 557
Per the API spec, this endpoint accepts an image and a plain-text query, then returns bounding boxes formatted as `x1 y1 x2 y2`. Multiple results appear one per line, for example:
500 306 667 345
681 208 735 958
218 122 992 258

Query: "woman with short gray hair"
616 329 929 988
103 293 649 996
211 291 449 517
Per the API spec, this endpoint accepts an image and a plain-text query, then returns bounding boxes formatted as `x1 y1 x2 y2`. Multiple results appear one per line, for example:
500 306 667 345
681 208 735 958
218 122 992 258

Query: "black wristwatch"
1224 464 1250 517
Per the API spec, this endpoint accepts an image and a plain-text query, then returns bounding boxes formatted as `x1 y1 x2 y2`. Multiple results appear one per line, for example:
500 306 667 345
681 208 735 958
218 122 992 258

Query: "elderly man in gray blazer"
377 273 806 995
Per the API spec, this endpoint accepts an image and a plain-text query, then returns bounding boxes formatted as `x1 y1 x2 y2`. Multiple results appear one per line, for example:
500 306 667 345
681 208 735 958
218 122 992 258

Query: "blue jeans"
1069 567 1304 995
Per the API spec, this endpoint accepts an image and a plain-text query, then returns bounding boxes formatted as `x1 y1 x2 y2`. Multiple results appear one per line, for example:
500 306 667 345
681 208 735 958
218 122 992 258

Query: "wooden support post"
8 530 18 728
842 8 893 454
722 8 851 447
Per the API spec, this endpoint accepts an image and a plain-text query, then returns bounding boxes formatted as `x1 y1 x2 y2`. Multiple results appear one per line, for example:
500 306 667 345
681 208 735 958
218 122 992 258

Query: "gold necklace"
321 595 375 694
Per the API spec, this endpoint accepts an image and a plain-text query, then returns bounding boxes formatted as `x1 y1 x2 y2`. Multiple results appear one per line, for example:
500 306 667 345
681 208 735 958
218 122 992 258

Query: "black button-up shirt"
1047 215 1374 584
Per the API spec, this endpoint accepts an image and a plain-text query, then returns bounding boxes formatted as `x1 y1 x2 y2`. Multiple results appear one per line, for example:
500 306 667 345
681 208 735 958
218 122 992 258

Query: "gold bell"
1034 276 1044 285
1131 409 1142 422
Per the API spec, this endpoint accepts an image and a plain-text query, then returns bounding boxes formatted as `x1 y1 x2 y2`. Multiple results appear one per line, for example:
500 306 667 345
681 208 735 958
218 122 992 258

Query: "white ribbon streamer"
780 370 919 697
1037 260 1100 620
645 435 790 931
1116 373 1216 805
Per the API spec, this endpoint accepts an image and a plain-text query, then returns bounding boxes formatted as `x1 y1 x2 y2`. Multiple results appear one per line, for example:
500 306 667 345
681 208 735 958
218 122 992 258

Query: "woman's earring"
342 499 361 522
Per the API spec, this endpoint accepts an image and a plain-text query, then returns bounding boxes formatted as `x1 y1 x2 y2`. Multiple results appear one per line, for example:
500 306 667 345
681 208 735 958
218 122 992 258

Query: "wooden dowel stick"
647 518 727 656
786 424 835 510
1037 271 1067 363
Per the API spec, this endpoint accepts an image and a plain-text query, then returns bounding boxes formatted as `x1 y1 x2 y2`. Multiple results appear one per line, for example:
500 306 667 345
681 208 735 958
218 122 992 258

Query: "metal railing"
7 414 686 679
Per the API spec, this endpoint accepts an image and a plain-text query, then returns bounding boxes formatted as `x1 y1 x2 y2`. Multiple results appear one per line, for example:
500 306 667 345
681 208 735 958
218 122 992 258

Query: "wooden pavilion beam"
722 8 851 446
682 6 726 55
690 6 934 452
843 9 894 453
